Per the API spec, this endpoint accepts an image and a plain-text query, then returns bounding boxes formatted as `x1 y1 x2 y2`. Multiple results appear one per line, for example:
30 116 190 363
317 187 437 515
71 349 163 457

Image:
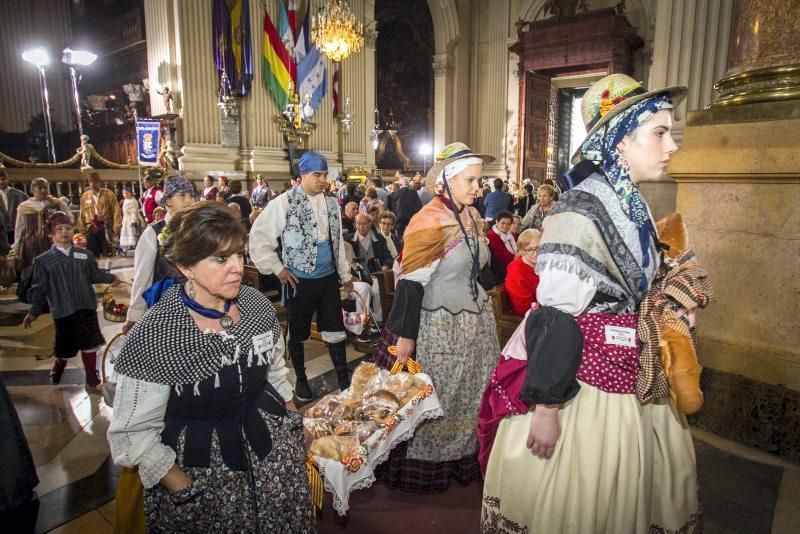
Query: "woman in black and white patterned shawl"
108 202 314 533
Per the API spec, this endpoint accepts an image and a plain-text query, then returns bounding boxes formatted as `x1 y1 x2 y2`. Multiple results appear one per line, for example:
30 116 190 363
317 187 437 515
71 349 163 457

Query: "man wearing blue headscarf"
250 151 354 402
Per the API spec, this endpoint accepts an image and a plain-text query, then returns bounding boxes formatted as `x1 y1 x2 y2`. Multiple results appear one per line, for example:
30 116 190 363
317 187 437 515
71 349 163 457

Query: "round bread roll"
339 393 364 409
398 386 422 406
386 383 408 401
334 420 358 436
359 404 396 425
350 362 378 393
306 394 341 419
310 436 343 460
367 389 400 409
387 372 415 392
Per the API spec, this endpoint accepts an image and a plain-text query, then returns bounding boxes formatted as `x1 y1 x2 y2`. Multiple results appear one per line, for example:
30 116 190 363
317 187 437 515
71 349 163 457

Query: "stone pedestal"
666 0 800 461
669 100 800 461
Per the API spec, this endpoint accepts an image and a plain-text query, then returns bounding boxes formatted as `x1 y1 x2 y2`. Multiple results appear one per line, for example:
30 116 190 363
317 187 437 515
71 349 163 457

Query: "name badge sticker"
73 252 88 260
252 332 274 359
604 325 637 347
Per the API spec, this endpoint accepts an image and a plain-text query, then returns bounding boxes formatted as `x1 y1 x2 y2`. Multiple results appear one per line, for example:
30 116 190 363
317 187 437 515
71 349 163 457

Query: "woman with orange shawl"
374 143 500 492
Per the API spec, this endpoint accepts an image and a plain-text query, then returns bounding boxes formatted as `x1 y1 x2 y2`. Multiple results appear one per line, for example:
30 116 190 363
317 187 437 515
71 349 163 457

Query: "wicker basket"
341 285 377 335
100 332 126 407
102 286 128 322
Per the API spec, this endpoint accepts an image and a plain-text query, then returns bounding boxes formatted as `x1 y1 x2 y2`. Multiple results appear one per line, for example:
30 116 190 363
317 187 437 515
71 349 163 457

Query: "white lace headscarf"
434 157 483 191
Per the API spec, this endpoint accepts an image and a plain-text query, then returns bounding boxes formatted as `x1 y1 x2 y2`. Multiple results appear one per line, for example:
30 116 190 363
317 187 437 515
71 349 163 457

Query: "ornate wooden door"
519 71 551 184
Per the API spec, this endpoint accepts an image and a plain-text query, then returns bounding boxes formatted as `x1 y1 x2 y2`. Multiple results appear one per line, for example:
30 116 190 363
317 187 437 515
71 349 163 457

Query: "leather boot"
289 341 314 402
327 341 350 391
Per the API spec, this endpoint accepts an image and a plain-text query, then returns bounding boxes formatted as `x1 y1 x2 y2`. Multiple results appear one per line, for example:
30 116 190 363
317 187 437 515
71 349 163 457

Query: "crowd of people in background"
1 161 561 322
0 146 567 528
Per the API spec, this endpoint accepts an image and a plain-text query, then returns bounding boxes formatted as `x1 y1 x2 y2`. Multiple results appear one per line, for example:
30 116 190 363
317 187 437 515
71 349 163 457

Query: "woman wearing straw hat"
479 74 701 532
375 143 500 492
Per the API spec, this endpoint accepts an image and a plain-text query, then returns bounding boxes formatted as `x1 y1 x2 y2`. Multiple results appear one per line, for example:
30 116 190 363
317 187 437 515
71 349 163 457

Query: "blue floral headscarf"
580 94 673 288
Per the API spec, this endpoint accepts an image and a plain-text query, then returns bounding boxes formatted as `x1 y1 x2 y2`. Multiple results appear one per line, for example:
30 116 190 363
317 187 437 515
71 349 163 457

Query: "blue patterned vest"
282 187 342 277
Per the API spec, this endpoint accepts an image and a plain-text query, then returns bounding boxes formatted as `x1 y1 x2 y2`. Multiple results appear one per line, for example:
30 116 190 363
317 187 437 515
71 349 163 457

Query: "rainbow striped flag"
262 4 295 110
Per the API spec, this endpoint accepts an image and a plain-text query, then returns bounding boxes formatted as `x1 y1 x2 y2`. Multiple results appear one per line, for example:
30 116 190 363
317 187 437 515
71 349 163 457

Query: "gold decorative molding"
708 64 800 109
670 173 800 184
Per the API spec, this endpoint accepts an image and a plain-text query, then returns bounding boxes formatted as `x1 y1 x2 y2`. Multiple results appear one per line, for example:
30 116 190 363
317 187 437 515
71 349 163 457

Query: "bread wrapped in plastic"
306 393 343 419
337 389 364 409
309 435 339 460
354 421 379 442
303 418 334 439
350 362 378 394
333 420 358 436
363 369 392 397
329 403 355 426
387 371 415 391
356 389 400 425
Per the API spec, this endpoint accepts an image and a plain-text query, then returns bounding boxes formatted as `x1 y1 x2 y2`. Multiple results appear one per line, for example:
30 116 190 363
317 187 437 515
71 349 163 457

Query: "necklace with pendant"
180 285 234 330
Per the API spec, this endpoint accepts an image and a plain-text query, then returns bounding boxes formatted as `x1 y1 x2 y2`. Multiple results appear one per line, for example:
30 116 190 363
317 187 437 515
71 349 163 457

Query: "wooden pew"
486 284 523 348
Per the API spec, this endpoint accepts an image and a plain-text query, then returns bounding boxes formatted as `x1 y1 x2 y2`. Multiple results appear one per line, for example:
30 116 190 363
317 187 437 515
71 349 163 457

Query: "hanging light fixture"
311 0 364 62
369 107 383 150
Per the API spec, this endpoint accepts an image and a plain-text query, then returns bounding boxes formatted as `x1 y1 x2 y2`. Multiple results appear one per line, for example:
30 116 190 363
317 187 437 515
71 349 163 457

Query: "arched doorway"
511 1 650 183
375 0 434 171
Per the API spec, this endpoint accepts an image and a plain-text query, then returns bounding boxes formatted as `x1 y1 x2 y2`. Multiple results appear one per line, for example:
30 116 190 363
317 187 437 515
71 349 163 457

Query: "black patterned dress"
110 285 315 533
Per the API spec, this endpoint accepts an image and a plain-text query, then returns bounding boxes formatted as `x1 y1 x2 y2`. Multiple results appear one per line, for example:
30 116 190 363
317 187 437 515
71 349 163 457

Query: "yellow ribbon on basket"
387 346 423 375
306 453 324 517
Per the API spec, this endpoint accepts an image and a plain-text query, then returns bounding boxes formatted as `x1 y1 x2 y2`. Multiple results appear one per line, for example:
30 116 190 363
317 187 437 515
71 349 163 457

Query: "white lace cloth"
313 373 443 515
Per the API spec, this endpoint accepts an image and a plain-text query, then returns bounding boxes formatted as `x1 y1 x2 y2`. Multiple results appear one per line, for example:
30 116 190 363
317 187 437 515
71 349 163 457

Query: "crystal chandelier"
311 0 364 62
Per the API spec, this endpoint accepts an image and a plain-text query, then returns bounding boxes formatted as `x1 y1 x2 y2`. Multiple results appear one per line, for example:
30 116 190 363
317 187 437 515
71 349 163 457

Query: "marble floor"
1 257 799 533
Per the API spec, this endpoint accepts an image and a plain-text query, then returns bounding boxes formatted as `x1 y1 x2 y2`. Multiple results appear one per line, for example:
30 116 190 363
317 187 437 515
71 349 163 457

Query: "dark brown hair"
163 201 246 268
496 211 514 223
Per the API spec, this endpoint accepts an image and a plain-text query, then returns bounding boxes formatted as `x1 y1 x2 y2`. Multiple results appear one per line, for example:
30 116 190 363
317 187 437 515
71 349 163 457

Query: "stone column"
0 0 73 134
668 0 800 461
474 0 509 178
432 53 454 151
144 0 180 117
648 0 734 142
362 24 377 170
643 0 734 220
504 42 521 182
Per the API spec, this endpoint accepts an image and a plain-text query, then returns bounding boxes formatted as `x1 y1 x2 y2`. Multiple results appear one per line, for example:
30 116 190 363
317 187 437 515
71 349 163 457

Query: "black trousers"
285 273 345 344
85 227 108 258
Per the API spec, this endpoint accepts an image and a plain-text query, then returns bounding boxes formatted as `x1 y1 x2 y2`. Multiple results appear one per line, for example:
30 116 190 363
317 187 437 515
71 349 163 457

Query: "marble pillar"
668 0 800 460
709 0 800 108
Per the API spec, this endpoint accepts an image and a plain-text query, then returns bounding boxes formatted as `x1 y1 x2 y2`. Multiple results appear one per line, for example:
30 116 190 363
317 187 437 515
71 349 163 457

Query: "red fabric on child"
487 229 516 269
504 256 539 316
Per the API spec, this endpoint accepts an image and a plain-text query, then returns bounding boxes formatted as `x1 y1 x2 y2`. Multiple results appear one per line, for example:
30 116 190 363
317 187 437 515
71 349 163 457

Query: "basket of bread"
304 361 442 515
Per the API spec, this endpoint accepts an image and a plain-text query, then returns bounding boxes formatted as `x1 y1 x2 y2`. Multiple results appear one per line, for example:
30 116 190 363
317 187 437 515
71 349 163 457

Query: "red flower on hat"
601 89 610 98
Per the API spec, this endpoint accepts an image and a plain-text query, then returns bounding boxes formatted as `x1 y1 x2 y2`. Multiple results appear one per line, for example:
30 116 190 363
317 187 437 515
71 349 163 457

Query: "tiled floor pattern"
2 256 799 533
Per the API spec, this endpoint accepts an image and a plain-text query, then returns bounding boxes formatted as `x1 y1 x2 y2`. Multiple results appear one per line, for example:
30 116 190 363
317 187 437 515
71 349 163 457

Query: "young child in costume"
22 211 120 388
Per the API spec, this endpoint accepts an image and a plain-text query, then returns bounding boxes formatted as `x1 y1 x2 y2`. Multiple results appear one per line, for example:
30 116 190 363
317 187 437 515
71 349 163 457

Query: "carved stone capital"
365 28 378 48
432 53 453 77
